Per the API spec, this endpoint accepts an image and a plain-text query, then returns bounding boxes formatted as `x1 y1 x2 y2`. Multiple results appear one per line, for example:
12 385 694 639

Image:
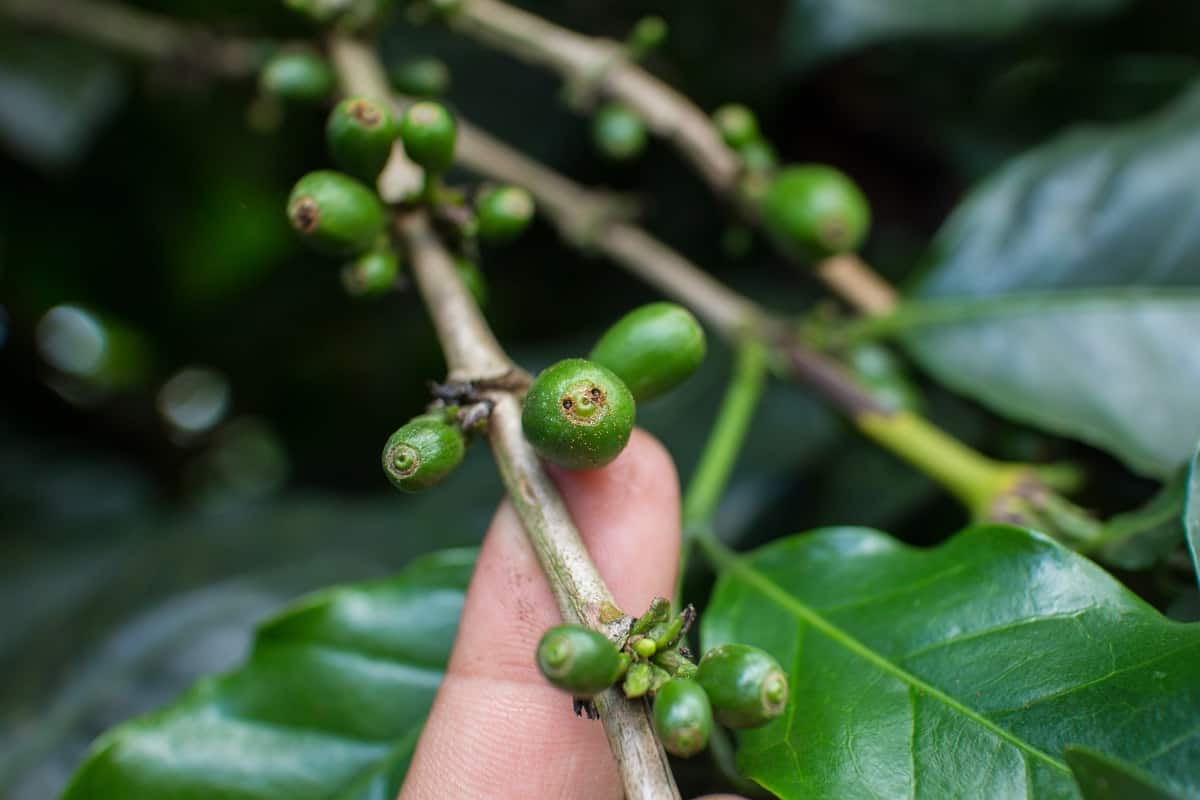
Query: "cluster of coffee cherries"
537 598 788 758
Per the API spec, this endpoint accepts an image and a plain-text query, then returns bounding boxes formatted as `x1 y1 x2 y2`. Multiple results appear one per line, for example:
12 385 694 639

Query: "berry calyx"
381 415 466 492
537 624 626 697
653 678 712 758
475 185 535 243
696 643 789 729
259 49 335 103
342 248 400 297
712 104 759 150
327 96 399 182
399 101 457 174
521 358 636 471
287 171 386 256
761 164 871 258
589 302 706 403
592 103 647 161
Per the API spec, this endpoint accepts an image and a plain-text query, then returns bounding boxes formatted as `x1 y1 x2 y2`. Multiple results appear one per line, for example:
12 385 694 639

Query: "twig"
445 0 900 314
333 35 681 800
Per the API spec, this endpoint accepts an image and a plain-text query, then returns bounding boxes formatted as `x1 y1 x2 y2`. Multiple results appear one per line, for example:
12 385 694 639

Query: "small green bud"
342 248 400 296
848 344 922 412
761 164 870 258
381 415 465 492
652 613 686 651
712 104 759 150
592 103 647 162
633 637 658 659
327 97 399 182
589 302 706 403
696 643 789 729
288 171 387 256
400 101 457 174
738 138 777 174
627 15 668 58
537 624 625 697
653 647 697 679
475 186 535 243
389 57 451 98
630 597 672 637
521 358 636 471
623 662 654 698
259 49 335 103
653 678 712 758
455 258 487 308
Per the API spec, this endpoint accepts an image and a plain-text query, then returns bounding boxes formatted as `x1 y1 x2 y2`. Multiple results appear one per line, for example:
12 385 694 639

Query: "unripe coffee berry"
288 171 386 256
712 104 759 150
475 185 535 243
697 643 789 729
589 302 706 403
653 678 712 758
259 50 335 103
761 164 870 257
537 624 625 697
342 248 400 297
399 101 457 174
327 97 399 182
592 103 647 161
521 358 635 471
389 57 451 98
381 415 465 492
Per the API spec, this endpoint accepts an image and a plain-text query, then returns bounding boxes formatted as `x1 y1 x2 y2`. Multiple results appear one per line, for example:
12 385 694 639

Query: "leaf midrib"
721 553 1072 776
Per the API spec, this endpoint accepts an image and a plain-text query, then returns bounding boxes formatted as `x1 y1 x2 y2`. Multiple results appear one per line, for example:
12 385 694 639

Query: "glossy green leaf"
870 291 1200 478
898 84 1200 475
781 0 1125 70
1065 746 1188 800
1187 442 1200 585
63 549 475 800
702 526 1200 799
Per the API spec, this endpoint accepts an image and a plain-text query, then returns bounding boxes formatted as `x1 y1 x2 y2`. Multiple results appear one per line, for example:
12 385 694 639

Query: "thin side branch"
447 0 900 315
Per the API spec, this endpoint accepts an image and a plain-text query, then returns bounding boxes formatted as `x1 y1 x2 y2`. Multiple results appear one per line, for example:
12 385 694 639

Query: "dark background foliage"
3 0 1199 796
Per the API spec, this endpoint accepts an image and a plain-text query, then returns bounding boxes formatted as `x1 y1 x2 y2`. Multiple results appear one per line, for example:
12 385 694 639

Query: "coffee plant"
2 0 1199 798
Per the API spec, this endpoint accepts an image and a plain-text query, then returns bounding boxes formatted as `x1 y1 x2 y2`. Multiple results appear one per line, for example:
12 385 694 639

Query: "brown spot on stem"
599 601 624 624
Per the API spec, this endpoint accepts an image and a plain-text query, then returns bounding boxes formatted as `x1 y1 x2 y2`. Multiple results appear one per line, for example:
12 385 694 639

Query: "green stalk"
675 339 768 608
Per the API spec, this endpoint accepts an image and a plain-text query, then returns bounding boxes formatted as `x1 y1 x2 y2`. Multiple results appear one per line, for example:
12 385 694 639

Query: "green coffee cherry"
475 186 535 243
389 57 451 97
259 50 335 103
342 248 400 296
633 637 658 659
399 101 457 174
285 0 394 28
381 415 465 492
455 258 487 308
653 678 712 758
521 358 636 471
627 16 668 58
537 624 626 697
327 97 399 182
696 643 789 729
589 302 705 403
761 164 870 258
592 103 647 161
739 138 777 174
288 171 387 256
713 104 759 150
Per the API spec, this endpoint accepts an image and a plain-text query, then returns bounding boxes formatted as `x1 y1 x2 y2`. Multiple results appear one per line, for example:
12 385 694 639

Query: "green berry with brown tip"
381 415 465 492
653 678 712 758
287 171 386 256
400 101 457 174
589 302 706 403
259 50 335 103
521 358 636 471
592 103 647 162
342 248 400 297
713 104 759 150
537 624 625 697
327 97 399 182
476 186 535 243
761 164 870 258
696 643 789 729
